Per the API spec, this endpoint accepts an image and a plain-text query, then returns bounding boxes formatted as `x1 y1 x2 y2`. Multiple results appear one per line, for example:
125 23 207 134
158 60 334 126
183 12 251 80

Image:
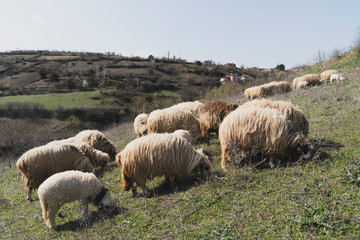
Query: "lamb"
116 132 212 197
73 130 117 161
133 113 149 137
38 170 116 229
147 109 201 141
244 81 291 99
47 141 110 168
166 100 204 118
295 81 309 90
330 73 345 83
219 106 312 171
199 100 238 143
16 144 94 201
241 99 309 136
320 69 339 83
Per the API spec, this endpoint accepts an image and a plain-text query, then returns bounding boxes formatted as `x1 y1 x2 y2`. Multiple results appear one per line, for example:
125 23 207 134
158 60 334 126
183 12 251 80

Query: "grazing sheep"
73 130 116 161
241 99 309 136
16 144 94 201
116 132 212 197
147 109 201 141
219 106 312 170
330 73 345 83
38 170 116 229
244 81 291 99
300 74 322 86
199 100 239 142
292 76 304 89
295 81 309 90
320 69 339 83
167 100 204 118
133 113 149 137
47 141 110 168
173 129 193 143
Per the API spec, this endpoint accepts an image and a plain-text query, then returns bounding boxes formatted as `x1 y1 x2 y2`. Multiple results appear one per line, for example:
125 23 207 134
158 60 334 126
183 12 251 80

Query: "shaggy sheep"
199 100 239 142
16 144 94 201
330 73 345 83
244 81 291 99
73 130 116 161
241 99 309 136
133 113 149 137
47 141 110 168
167 100 204 118
147 109 201 141
173 129 193 143
116 132 212 197
219 106 312 170
320 69 339 83
38 170 116 229
299 74 322 86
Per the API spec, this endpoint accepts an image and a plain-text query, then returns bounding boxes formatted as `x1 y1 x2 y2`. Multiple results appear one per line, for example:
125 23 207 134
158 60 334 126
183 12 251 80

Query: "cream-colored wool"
173 129 193 143
292 76 304 89
116 132 212 196
295 81 309 89
244 81 291 99
166 100 204 118
16 144 94 201
218 106 312 170
199 100 238 141
38 170 116 229
330 73 345 83
147 109 201 141
133 113 149 137
241 99 309 136
320 69 339 83
73 130 116 161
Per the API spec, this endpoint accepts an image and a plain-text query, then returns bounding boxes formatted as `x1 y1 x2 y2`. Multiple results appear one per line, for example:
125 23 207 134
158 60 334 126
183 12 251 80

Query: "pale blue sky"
1 0 359 68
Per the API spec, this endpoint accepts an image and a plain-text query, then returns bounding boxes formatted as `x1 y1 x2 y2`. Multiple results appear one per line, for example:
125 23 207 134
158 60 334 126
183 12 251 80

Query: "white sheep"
219 106 312 170
172 129 193 144
116 132 212 197
330 73 345 83
38 170 116 229
16 144 94 201
320 69 339 83
166 100 204 118
133 113 149 137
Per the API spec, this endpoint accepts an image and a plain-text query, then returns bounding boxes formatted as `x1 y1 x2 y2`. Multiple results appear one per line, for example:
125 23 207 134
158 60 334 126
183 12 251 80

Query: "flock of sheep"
245 69 345 99
15 69 343 230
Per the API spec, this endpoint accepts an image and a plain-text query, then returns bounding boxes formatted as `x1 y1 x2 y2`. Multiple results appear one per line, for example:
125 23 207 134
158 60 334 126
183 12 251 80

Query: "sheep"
330 73 345 83
167 100 204 118
199 100 239 143
320 69 339 83
147 109 201 141
173 129 193 143
47 141 110 168
133 113 149 137
38 170 116 229
116 132 212 197
301 73 321 86
73 130 116 161
16 144 94 201
295 81 309 90
244 81 291 99
292 76 304 89
241 99 309 136
219 106 312 171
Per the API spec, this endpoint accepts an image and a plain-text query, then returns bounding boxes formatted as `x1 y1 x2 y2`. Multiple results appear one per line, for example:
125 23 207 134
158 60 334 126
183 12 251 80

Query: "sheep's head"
99 191 117 211
194 148 213 179
289 134 313 160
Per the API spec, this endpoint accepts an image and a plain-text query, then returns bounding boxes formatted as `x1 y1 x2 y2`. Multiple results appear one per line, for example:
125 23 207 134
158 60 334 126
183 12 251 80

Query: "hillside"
1 47 360 238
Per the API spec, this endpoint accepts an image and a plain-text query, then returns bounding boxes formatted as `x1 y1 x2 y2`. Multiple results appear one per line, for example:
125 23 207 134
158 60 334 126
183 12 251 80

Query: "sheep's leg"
27 188 33 201
138 180 150 197
131 183 138 197
80 201 90 222
221 145 232 171
47 209 57 229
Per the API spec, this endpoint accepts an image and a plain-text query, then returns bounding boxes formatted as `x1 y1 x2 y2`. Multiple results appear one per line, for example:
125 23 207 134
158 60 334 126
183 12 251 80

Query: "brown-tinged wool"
166 100 204 118
300 73 322 86
320 69 339 82
47 140 110 168
16 144 94 201
199 100 239 141
73 129 116 161
133 113 149 137
241 99 309 136
116 132 212 196
147 109 201 141
38 170 116 229
218 106 312 170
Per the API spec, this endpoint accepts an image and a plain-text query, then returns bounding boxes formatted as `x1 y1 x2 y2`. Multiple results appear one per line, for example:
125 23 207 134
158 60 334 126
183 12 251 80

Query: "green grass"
0 91 116 109
1 60 360 238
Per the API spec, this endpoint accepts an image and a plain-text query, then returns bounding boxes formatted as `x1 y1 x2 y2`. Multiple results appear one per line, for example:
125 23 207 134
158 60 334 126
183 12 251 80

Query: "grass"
1 67 360 238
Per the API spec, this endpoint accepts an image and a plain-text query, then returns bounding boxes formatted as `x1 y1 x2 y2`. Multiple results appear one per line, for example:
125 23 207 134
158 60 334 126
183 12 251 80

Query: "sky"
1 0 359 69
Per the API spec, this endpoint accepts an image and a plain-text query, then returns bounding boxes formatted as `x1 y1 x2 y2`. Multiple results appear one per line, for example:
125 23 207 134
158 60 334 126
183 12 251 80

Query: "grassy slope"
1 51 360 239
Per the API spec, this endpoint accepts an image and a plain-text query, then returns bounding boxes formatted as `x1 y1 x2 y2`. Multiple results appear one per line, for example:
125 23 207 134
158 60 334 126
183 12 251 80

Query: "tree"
275 64 285 71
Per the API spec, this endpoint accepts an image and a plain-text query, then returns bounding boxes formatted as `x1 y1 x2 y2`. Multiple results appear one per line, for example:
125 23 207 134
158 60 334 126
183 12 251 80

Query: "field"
1 65 359 239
